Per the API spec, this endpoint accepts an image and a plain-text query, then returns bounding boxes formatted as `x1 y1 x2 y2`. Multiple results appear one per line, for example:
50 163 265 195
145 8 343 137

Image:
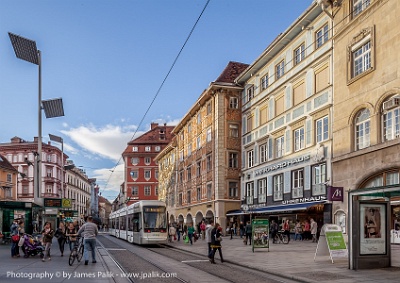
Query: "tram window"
120 216 126 230
133 212 141 232
143 206 166 229
116 218 119 229
128 215 133 231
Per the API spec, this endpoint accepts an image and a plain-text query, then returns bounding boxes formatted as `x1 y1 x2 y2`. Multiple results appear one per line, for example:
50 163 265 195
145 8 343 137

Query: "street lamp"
9 32 65 207
49 134 64 198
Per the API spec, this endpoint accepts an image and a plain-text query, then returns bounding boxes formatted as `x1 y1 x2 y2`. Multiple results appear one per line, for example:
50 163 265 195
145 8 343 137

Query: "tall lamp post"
9 32 65 208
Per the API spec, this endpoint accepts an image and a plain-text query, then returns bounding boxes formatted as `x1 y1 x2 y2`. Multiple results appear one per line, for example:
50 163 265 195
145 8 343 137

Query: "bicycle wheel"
77 245 84 262
68 251 76 266
282 235 289 244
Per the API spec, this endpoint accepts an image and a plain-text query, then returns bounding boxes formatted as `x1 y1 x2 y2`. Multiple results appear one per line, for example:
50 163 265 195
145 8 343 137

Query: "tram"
109 200 168 245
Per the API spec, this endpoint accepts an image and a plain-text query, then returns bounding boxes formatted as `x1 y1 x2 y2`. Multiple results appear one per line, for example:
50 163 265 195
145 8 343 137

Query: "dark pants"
284 230 290 242
207 242 212 256
57 237 66 255
271 231 277 243
188 233 193 244
177 230 181 241
245 233 252 245
209 246 224 262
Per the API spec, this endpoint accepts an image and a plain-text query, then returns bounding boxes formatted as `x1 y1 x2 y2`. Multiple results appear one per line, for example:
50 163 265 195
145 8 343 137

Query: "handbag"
18 235 25 247
12 234 20 243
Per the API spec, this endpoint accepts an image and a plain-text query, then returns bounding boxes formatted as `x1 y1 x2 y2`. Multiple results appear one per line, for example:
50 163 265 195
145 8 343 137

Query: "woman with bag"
10 219 19 258
17 220 26 256
209 223 224 264
41 222 55 262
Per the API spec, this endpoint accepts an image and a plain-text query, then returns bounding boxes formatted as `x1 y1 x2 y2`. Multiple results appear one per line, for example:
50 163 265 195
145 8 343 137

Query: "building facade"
121 123 175 206
235 3 333 230
158 61 248 232
331 0 400 268
0 154 18 234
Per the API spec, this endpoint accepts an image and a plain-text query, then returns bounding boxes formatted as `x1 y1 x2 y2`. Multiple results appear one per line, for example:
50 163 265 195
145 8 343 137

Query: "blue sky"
0 0 313 201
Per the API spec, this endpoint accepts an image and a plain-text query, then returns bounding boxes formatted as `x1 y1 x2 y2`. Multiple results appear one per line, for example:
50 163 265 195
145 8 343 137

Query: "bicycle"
68 236 84 266
273 230 289 244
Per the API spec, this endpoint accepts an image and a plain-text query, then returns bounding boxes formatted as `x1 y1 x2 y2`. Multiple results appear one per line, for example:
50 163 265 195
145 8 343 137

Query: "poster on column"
360 203 386 255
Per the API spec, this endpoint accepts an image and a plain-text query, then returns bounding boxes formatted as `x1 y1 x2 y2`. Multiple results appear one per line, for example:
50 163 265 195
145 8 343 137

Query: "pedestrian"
239 221 244 238
176 222 183 241
283 219 291 243
205 219 214 256
65 222 78 251
209 223 224 264
17 220 26 256
10 219 19 258
41 222 55 262
244 221 252 245
187 223 195 245
54 222 66 256
294 220 303 241
77 215 99 265
303 220 311 240
270 220 278 243
200 220 206 240
229 223 234 239
310 218 318 243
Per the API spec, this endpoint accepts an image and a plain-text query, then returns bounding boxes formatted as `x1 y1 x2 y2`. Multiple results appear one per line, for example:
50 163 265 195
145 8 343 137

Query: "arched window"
355 109 370 150
334 210 346 234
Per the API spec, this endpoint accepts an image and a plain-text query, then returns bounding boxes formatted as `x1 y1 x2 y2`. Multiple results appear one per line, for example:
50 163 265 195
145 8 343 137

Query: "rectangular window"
260 106 268 125
276 60 285 79
229 124 239 138
316 116 329 143
316 24 329 48
188 123 192 133
247 115 253 133
207 127 212 142
179 193 183 206
145 146 151 152
247 150 254 168
206 154 212 171
258 178 266 195
246 182 254 204
197 187 201 201
131 186 139 196
197 136 201 149
145 157 151 165
230 97 239 109
188 144 192 156
229 182 238 198
293 81 305 106
383 108 400 141
294 127 305 151
197 113 201 124
187 191 191 204
261 74 269 90
259 143 268 163
196 161 201 177
275 95 284 116
130 170 138 179
187 166 192 180
7 173 12 183
228 152 238 168
353 0 370 17
144 186 151 196
273 174 284 201
155 186 158 196
144 170 151 179
292 169 304 198
353 41 371 77
207 102 212 114
312 163 327 196
294 43 305 65
247 86 254 102
207 183 212 200
275 136 285 158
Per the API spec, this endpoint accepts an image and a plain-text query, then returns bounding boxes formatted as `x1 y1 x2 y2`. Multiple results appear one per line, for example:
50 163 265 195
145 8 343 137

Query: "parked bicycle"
68 236 84 266
273 230 289 244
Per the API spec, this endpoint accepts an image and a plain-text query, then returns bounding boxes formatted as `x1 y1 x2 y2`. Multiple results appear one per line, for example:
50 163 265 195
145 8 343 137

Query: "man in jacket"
244 221 252 245
78 216 98 265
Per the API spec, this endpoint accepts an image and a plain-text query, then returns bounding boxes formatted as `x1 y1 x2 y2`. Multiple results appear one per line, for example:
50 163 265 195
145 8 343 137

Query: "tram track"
97 234 301 283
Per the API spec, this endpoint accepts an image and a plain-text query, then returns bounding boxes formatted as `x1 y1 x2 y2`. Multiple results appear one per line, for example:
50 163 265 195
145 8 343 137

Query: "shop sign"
327 186 344 201
315 224 348 263
44 198 62 208
255 155 310 176
282 195 327 205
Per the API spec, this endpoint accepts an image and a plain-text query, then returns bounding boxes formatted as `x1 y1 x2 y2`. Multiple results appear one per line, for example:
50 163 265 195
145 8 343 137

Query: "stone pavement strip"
167 235 400 283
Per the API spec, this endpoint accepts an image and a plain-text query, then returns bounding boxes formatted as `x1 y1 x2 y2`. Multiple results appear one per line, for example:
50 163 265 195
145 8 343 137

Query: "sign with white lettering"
255 155 310 176
327 186 344 201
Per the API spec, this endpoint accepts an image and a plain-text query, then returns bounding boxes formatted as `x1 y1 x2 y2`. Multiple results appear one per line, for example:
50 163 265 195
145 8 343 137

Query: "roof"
0 154 18 173
214 61 249 84
128 124 175 145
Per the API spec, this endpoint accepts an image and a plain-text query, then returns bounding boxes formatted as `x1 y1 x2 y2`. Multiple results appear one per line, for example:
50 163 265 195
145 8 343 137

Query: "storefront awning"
226 210 248 216
251 201 326 214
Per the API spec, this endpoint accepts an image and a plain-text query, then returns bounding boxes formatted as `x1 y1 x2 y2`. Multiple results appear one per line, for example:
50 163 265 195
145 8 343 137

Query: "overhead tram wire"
100 0 211 196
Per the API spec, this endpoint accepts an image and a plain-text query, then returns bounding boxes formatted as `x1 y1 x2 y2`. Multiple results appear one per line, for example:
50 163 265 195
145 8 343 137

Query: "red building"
122 123 175 206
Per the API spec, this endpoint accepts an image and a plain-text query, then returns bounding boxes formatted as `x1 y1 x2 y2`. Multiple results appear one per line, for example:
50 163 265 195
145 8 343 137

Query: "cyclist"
77 216 98 265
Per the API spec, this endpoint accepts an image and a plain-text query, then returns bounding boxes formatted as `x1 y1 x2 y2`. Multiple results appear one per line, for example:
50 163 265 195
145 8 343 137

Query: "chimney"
151 122 158 130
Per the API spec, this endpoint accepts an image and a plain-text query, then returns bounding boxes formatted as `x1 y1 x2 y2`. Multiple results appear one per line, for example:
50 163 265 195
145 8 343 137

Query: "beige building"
331 0 400 268
235 2 333 229
157 61 248 231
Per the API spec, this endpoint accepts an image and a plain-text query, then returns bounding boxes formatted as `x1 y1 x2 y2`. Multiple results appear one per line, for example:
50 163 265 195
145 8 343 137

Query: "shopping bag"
184 236 189 244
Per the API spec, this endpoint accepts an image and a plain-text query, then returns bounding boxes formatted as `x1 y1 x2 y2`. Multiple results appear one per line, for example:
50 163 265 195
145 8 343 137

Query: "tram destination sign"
44 198 62 208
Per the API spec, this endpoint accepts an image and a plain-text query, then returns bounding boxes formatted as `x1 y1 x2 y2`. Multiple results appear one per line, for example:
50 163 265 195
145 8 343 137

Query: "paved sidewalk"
0 232 129 283
167 234 400 283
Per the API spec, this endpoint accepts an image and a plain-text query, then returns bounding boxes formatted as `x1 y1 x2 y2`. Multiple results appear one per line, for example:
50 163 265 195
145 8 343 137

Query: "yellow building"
331 0 400 269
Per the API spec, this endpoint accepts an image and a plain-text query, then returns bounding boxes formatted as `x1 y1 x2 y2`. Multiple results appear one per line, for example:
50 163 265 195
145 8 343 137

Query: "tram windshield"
143 206 167 232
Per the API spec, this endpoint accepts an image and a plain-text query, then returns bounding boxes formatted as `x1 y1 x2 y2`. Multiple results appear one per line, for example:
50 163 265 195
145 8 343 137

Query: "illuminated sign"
44 198 62 208
144 207 165 213
62 198 72 208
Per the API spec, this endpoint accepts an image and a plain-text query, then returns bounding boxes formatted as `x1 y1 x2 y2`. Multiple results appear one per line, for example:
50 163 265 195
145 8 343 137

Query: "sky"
0 0 314 201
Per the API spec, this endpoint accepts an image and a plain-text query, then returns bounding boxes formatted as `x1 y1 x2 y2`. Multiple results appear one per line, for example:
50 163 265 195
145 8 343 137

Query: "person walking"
77 216 99 265
244 221 252 245
205 219 214 257
55 222 66 256
176 222 183 242
294 220 303 241
17 220 25 257
270 220 278 243
239 221 244 238
10 219 19 258
209 223 224 264
65 222 78 251
187 223 195 245
200 220 206 240
41 222 55 262
303 220 311 240
310 218 318 243
229 223 234 240
283 219 291 243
